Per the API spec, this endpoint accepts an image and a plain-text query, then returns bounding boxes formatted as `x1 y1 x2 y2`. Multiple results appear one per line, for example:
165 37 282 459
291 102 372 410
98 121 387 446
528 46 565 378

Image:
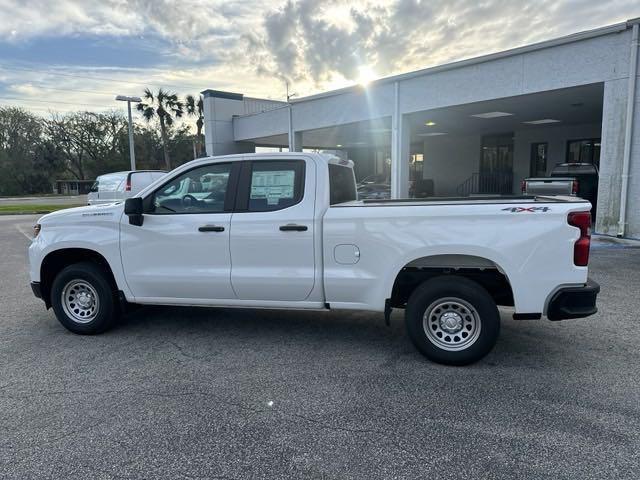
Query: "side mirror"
124 197 144 226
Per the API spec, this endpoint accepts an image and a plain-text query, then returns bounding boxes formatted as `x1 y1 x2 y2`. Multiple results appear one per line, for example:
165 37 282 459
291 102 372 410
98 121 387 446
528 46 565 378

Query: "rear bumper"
546 279 600 320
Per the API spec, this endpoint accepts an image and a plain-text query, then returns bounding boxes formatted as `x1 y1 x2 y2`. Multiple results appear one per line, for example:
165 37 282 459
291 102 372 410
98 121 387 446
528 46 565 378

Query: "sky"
0 0 638 124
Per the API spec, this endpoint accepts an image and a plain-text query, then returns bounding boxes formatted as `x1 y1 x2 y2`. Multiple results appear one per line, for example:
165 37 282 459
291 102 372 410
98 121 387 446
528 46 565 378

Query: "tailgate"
525 178 574 196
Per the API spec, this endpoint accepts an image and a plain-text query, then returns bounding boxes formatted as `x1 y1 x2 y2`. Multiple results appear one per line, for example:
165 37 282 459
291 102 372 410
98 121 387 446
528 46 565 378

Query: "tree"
0 107 62 195
185 94 204 157
132 123 199 171
137 88 184 170
45 111 129 180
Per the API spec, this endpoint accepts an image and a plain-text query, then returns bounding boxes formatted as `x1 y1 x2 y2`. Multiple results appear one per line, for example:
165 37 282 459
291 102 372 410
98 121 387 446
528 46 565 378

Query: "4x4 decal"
502 206 551 213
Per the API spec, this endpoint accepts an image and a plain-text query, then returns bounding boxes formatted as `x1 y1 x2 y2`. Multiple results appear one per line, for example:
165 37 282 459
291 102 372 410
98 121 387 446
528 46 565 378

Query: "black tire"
50 262 118 335
405 276 500 365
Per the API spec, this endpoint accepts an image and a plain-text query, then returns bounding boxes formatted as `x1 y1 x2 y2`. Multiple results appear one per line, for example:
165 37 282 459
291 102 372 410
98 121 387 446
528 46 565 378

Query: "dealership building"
202 18 640 238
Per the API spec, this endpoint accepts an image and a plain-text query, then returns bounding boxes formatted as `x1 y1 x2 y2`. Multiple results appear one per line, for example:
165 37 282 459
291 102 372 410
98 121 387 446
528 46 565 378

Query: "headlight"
33 224 41 238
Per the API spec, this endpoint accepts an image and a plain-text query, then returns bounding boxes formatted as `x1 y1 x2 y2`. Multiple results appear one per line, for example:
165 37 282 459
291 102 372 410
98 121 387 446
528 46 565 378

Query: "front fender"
29 211 131 298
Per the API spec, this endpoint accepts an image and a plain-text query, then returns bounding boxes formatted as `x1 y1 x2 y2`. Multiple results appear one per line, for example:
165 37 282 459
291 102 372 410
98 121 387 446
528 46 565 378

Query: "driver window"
151 163 231 214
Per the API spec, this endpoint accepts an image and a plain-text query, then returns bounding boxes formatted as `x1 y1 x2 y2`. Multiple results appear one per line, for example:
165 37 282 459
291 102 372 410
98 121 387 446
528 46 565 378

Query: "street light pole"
115 95 142 170
286 81 297 152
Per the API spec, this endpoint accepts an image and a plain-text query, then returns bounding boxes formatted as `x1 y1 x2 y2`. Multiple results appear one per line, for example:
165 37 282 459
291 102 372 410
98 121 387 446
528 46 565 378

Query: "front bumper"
547 279 600 321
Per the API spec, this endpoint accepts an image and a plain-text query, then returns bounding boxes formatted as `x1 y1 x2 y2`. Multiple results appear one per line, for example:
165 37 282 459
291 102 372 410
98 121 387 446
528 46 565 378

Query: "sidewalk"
592 234 640 249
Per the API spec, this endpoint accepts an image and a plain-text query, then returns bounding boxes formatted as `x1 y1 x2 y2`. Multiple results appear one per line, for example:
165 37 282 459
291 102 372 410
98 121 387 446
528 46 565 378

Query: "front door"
120 161 238 300
229 159 316 301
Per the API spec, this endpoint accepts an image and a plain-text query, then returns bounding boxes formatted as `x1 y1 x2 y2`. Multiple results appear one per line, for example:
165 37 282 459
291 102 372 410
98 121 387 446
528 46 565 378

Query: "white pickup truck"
29 153 599 365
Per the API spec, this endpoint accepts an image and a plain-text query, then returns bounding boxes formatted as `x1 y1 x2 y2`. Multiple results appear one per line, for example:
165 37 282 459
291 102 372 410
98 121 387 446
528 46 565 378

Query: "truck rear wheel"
405 276 500 365
50 262 118 335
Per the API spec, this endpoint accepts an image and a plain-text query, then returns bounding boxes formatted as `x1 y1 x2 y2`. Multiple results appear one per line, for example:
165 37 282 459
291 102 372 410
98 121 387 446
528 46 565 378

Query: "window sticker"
251 170 295 205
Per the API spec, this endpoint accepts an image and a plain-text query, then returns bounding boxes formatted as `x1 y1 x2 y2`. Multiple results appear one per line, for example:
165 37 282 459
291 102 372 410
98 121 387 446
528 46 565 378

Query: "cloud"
0 0 638 114
252 0 639 91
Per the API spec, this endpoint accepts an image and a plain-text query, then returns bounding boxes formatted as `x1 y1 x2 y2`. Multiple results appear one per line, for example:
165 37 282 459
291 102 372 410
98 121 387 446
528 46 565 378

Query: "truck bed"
323 194 591 313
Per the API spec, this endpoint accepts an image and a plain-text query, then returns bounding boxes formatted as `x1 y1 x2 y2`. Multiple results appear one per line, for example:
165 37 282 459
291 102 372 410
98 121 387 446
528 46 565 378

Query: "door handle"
279 224 308 232
198 225 225 232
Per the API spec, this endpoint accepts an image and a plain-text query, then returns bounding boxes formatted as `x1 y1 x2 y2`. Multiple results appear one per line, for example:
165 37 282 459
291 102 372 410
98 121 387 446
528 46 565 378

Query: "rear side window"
129 172 152 190
246 161 305 212
150 171 167 181
329 164 357 205
97 173 126 192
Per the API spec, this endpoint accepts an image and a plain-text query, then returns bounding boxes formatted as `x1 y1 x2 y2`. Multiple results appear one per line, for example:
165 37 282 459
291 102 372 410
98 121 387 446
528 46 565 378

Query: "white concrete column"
391 82 410 198
287 103 303 152
619 23 640 238
201 90 254 156
597 79 634 235
292 131 303 152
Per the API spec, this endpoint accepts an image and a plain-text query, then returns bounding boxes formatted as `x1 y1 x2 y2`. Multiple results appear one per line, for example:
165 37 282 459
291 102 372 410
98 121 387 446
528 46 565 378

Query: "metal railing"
456 172 514 196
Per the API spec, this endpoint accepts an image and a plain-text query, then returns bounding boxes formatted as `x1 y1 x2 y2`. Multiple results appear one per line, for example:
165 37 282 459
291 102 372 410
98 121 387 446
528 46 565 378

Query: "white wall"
422 122 602 196
422 135 481 196
513 122 602 191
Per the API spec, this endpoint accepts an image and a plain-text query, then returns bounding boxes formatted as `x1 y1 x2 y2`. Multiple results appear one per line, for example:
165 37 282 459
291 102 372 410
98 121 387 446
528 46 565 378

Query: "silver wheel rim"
61 280 100 324
423 297 481 351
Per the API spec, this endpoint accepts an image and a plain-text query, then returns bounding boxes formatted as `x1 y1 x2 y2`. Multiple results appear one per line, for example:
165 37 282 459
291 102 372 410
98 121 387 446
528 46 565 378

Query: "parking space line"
15 224 33 241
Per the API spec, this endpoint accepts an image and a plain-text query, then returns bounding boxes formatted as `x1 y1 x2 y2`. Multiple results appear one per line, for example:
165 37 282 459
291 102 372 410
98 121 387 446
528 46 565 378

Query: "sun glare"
358 65 377 86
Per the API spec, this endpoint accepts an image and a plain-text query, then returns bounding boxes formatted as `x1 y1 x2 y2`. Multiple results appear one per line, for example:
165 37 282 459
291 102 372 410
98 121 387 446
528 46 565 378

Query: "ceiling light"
336 144 343 147
425 121 437 126
416 132 447 137
368 128 391 133
522 119 561 125
470 111 513 119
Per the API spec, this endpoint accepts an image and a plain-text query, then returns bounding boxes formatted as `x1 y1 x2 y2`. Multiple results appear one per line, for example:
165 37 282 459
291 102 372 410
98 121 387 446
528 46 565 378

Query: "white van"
87 170 166 205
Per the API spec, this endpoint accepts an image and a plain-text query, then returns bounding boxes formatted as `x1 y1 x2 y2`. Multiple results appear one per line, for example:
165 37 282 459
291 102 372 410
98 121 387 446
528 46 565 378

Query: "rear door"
229 158 316 301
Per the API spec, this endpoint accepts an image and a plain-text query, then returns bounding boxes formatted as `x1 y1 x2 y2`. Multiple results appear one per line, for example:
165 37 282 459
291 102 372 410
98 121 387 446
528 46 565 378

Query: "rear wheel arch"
40 248 118 308
388 254 515 309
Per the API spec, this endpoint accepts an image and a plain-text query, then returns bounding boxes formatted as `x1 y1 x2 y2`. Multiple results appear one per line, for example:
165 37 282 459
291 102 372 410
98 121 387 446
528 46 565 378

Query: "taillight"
568 211 591 266
521 180 526 194
125 177 131 191
571 179 579 195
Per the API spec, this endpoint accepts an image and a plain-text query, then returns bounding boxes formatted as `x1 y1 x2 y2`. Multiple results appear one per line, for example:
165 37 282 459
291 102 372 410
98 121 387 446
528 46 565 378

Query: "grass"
0 204 84 215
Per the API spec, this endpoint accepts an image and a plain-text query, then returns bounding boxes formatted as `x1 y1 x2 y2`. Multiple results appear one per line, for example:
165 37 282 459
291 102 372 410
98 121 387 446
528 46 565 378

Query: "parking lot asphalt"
1 214 639 479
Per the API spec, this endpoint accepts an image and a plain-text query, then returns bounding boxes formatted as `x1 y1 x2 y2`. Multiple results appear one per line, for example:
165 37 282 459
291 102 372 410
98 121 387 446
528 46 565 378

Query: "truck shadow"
115 305 588 369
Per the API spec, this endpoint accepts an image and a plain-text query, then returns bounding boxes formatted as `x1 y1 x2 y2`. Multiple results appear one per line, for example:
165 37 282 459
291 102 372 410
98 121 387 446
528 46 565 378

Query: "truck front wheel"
405 276 500 365
50 262 118 335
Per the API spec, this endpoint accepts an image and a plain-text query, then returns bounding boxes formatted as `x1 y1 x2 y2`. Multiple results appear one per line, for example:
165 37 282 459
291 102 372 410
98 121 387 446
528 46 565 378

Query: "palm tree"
185 94 204 158
137 88 183 170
